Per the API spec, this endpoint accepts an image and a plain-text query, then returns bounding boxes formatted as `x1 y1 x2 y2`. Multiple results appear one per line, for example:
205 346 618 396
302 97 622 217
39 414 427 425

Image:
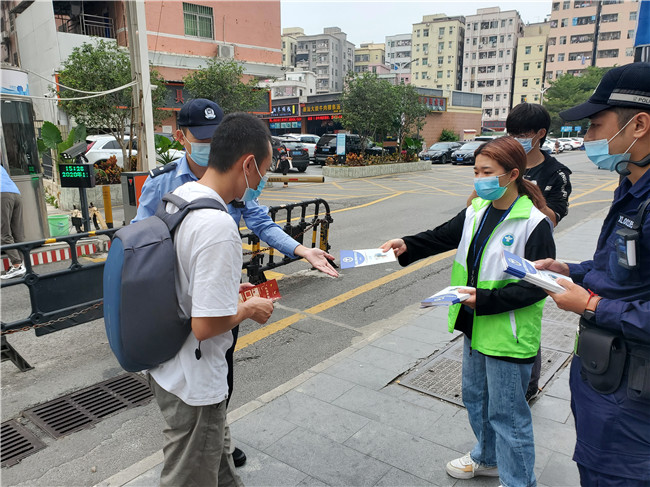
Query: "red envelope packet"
238 279 281 303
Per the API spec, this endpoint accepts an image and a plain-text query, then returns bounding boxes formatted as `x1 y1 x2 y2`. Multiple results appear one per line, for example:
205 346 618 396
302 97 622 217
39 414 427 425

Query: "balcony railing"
57 13 115 39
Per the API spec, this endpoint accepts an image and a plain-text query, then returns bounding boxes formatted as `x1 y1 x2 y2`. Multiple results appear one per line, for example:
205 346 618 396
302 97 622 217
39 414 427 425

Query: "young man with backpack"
148 112 275 486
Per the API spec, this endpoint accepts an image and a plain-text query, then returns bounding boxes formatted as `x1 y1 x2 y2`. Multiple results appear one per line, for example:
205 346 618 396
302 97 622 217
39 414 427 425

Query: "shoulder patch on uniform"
149 162 178 178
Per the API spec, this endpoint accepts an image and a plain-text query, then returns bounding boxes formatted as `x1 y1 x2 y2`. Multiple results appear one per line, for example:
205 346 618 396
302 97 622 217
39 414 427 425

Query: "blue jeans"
462 336 536 487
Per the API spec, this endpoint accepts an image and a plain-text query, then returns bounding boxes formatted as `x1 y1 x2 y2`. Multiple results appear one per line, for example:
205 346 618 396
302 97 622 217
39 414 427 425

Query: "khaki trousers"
149 375 244 487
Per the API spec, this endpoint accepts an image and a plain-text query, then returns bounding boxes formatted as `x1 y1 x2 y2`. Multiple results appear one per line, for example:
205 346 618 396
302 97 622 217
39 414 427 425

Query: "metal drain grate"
1 420 46 467
401 339 465 406
23 373 152 439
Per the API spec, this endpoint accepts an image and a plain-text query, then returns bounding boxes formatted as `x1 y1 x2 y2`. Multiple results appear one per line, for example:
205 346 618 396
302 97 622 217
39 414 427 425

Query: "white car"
84 135 183 167
558 137 582 151
282 133 320 160
542 139 564 153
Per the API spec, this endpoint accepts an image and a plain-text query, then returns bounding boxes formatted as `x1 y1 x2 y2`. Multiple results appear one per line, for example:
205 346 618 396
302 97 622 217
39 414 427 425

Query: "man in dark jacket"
538 62 650 486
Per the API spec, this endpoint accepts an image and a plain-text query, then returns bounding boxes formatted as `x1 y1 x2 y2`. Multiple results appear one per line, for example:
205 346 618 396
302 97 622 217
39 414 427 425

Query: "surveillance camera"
61 141 89 161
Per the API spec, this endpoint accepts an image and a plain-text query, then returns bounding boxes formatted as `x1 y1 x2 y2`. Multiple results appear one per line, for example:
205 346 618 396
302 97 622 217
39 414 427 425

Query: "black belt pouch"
577 321 627 395
628 343 650 403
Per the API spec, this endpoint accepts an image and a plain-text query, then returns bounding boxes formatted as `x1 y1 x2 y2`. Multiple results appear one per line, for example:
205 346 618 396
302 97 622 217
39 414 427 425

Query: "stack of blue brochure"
421 286 474 307
502 250 571 293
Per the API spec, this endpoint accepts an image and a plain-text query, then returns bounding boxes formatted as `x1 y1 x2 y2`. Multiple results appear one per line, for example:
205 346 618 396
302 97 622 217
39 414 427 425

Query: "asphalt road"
1 151 619 486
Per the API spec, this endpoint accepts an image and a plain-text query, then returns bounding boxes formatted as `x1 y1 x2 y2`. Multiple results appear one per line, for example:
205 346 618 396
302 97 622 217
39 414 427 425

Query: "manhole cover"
1 420 46 467
23 373 152 439
400 339 464 406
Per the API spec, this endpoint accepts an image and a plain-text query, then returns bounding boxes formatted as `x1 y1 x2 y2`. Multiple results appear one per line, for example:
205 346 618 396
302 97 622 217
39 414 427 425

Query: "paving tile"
262 390 370 443
333 385 447 444
234 441 309 487
371 333 440 360
392 323 456 348
533 445 554 480
266 427 392 487
123 464 162 487
375 467 434 486
410 308 452 330
537 451 580 487
451 478 501 487
344 420 461 486
347 345 418 375
532 395 572 424
296 476 328 487
230 405 297 451
427 412 476 453
544 377 571 401
323 357 400 390
532 415 577 457
295 373 357 403
380 383 447 410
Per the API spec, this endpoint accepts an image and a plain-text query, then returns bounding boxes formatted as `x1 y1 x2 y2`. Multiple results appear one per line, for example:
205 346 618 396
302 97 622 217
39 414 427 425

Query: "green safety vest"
448 196 550 359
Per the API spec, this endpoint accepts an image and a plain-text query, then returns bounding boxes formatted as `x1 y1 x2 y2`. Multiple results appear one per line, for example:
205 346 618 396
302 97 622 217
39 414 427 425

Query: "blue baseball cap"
177 98 224 140
560 63 650 121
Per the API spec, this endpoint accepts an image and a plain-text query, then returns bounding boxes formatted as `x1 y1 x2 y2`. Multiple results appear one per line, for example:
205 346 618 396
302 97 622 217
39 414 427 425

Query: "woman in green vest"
381 136 555 487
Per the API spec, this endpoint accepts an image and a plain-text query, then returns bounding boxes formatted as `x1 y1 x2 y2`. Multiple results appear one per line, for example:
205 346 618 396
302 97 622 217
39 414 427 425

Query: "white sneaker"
446 452 499 479
1 264 26 280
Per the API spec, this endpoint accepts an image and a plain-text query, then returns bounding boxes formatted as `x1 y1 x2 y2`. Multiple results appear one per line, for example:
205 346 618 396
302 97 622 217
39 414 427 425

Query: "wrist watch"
582 296 601 321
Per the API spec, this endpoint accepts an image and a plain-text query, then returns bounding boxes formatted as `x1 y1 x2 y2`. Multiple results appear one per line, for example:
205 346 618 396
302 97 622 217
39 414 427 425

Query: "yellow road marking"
331 181 344 190
570 180 618 202
570 199 613 208
362 178 401 192
406 179 463 196
235 250 455 351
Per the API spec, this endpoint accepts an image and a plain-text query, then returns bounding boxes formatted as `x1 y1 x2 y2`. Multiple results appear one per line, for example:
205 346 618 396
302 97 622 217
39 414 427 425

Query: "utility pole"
125 0 156 171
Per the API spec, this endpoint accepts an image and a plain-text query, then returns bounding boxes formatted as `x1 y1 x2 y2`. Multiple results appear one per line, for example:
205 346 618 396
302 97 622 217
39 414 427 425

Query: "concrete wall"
58 184 123 211
323 161 431 178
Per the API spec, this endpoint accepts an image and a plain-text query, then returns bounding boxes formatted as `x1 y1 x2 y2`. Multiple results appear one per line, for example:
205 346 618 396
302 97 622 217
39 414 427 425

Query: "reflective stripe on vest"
448 196 550 359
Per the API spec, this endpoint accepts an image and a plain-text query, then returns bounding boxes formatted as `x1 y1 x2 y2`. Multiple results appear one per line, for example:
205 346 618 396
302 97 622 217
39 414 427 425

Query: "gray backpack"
103 193 226 372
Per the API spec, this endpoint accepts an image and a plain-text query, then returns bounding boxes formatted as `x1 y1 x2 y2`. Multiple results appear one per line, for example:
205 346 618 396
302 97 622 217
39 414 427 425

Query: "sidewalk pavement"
95 215 603 487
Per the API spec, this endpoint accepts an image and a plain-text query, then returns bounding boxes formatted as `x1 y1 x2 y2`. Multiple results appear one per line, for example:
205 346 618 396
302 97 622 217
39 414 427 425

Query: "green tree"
57 40 167 166
439 129 459 142
393 83 428 155
543 66 609 136
341 72 398 148
183 59 269 114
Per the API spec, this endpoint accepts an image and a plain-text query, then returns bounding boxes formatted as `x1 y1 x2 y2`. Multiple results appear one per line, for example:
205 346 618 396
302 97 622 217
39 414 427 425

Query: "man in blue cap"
135 99 338 470
536 63 650 485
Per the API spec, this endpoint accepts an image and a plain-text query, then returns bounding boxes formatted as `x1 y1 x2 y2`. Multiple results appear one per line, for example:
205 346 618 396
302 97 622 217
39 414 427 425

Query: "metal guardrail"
1 199 334 370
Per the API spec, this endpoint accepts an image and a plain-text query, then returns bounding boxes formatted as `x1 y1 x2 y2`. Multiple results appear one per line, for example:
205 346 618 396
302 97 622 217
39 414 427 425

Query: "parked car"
276 140 309 172
84 136 137 167
282 133 320 160
558 137 582 151
314 133 362 165
543 138 564 153
451 140 486 165
85 134 184 167
571 137 585 150
419 142 463 164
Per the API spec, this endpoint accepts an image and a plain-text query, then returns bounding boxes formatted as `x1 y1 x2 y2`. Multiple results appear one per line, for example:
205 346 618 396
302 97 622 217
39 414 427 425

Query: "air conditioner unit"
218 44 234 59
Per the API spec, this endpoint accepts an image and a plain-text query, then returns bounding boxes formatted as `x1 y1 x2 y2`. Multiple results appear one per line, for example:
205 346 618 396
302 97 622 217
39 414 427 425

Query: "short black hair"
611 107 650 129
208 113 271 172
506 103 551 145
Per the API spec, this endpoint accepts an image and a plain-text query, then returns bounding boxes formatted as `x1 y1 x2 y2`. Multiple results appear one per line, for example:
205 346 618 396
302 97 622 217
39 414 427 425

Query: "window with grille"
183 3 213 39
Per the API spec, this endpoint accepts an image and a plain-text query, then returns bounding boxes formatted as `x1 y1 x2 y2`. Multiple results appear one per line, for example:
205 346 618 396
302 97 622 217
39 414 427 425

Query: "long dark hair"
474 136 545 210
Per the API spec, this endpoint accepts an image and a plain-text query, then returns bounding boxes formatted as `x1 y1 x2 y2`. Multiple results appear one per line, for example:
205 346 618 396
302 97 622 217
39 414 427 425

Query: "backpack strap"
156 193 227 234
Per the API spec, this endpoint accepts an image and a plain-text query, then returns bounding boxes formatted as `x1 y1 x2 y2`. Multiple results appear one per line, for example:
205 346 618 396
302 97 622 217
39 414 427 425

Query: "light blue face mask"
474 172 510 200
242 158 268 202
583 117 638 173
188 141 211 167
515 137 533 154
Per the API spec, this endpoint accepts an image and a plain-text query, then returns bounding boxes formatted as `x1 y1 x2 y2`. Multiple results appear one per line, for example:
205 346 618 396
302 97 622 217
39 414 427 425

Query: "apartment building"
512 22 550 106
10 0 282 125
462 7 524 130
411 14 465 91
282 27 304 67
354 42 386 73
385 33 412 84
261 70 316 101
546 0 639 80
294 27 355 94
